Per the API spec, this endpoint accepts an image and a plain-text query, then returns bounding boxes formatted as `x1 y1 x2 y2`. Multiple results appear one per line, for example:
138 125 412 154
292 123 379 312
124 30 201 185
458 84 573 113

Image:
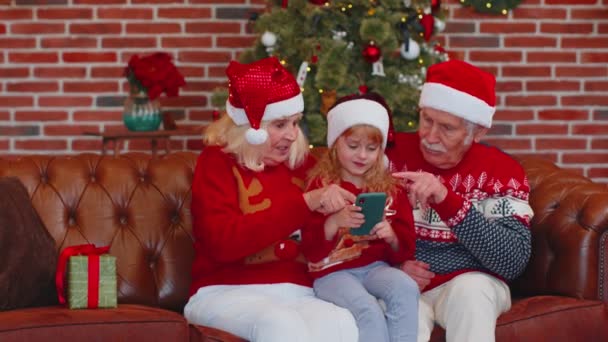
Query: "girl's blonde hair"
307 124 398 196
204 113 309 172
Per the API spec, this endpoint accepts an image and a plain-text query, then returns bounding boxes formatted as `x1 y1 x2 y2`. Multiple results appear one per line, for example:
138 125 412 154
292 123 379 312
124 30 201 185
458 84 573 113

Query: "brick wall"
0 0 607 181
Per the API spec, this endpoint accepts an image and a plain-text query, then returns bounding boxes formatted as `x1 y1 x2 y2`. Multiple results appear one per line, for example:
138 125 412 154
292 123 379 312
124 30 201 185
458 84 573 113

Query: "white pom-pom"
400 39 420 60
261 31 277 47
245 128 268 145
434 18 446 33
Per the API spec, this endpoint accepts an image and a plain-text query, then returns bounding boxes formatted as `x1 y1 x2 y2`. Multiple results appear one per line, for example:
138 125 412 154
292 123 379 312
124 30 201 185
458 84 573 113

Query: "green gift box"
67 255 117 309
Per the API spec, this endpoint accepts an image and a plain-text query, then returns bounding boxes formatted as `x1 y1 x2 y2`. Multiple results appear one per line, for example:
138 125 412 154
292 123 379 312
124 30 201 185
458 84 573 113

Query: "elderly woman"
184 57 358 342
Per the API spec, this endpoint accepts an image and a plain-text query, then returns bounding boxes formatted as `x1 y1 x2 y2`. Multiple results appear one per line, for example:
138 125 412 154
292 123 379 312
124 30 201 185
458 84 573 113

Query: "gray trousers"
314 261 419 342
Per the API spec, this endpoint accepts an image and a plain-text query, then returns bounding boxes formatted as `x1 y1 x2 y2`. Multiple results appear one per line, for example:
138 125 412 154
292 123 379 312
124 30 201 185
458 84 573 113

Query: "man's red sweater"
189 146 316 295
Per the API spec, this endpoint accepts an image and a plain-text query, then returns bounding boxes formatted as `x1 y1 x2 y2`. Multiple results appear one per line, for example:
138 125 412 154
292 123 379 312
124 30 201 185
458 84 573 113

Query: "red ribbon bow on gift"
55 244 111 308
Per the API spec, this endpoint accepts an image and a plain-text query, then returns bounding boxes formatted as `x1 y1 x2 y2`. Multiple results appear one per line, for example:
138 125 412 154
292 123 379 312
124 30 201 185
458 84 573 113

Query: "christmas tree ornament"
400 39 420 60
372 58 386 77
309 0 327 5
358 85 368 94
282 0 288 8
434 17 446 33
403 0 412 6
420 14 435 41
261 31 277 48
362 42 382 64
296 61 309 86
431 0 441 15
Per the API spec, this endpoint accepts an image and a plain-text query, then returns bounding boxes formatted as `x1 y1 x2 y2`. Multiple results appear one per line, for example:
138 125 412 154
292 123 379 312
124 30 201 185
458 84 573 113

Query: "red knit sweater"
189 146 316 295
301 181 416 280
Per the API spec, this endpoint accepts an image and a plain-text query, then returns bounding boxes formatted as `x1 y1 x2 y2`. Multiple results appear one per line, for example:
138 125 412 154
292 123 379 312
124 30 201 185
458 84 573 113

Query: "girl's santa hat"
419 60 496 128
225 57 304 145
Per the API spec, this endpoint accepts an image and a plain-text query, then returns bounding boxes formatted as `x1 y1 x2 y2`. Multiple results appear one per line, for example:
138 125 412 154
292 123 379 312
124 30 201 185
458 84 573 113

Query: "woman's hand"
371 220 399 251
303 184 356 214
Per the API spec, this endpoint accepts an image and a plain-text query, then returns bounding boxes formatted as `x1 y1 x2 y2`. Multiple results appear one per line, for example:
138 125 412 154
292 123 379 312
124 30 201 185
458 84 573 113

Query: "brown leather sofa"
0 152 606 341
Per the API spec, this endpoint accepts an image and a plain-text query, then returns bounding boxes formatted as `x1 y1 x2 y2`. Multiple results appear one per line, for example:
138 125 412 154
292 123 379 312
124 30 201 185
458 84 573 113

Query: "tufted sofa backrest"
0 152 198 312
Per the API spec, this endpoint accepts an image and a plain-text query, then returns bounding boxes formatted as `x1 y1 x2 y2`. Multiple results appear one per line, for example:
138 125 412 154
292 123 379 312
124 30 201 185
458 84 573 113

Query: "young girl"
301 93 419 342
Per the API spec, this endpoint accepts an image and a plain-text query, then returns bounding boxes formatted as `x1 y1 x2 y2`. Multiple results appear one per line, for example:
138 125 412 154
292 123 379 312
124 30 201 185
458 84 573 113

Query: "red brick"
9 52 58 63
0 38 36 49
562 153 608 164
7 82 59 92
502 66 551 77
11 23 65 34
216 35 257 48
41 37 97 48
183 81 226 92
513 8 567 19
160 96 207 107
504 36 558 48
556 66 607 78
74 0 126 4
585 81 608 92
0 96 34 107
189 110 214 121
600 23 608 34
526 80 580 92
102 37 158 49
516 124 568 135
571 8 608 20
562 37 608 49
591 139 608 149
496 81 523 93
44 125 99 136
581 53 608 64
73 110 122 121
545 0 596 3
493 110 534 121
70 23 121 35
480 22 535 34
482 138 532 151
63 52 116 63
0 9 33 20
64 82 118 93
538 110 589 121
186 139 204 151
91 66 124 78
506 96 557 107
572 124 608 135
511 152 558 163
562 95 608 106
15 110 68 121
126 23 182 34
15 139 67 150
38 97 92 107
588 168 608 179
208 66 226 78
71 139 103 151
97 7 152 19
131 0 185 3
190 0 245 3
35 67 86 78
449 36 499 48
179 66 205 78
0 140 9 151
37 8 93 19
158 7 211 18
161 37 213 48
179 51 233 63
469 51 522 62
540 23 594 34
527 52 576 63
536 138 587 150
0 111 9 120
186 22 241 34
0 67 29 78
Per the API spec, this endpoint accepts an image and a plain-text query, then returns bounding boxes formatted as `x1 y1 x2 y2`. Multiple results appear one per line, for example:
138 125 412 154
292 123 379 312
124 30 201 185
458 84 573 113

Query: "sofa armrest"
511 157 608 302
189 324 247 342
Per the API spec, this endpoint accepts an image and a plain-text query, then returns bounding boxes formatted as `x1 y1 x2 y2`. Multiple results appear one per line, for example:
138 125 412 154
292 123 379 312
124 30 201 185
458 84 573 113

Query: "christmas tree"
212 0 449 146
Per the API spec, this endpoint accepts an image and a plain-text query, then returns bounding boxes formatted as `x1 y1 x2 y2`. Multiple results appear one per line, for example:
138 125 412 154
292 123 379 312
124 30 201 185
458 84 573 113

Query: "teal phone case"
350 192 387 236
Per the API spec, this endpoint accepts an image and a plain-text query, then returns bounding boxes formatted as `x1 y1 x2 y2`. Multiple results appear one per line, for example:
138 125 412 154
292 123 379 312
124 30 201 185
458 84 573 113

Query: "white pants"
417 272 511 342
184 283 358 342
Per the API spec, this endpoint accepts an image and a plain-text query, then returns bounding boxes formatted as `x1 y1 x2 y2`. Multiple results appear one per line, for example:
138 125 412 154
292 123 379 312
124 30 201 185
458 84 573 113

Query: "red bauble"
309 0 327 5
420 14 435 42
274 240 299 260
358 85 368 94
362 43 382 63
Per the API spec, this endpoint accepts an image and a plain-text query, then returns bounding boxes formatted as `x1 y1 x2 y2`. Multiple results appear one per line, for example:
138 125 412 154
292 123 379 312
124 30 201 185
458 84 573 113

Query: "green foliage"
460 0 522 15
212 0 448 145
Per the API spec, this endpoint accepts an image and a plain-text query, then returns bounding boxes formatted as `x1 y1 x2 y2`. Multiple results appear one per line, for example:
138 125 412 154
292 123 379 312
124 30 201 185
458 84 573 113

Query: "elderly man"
388 60 533 342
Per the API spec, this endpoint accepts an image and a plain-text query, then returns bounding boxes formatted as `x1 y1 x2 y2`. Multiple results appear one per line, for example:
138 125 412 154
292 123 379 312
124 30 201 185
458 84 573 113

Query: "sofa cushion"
0 304 188 341
429 296 608 342
0 177 58 310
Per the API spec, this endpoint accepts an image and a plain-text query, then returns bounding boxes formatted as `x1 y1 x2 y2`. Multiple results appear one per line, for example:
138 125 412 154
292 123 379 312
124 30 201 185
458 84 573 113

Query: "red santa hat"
225 57 304 145
326 93 391 149
419 60 496 128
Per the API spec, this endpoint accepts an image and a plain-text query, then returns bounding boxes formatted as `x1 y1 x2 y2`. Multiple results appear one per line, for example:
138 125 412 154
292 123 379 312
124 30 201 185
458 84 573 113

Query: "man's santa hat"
225 57 304 145
419 60 496 128
326 93 391 149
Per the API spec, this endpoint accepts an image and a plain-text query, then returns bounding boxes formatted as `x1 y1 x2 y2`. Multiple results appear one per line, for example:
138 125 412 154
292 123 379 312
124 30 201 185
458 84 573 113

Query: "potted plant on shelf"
123 52 186 131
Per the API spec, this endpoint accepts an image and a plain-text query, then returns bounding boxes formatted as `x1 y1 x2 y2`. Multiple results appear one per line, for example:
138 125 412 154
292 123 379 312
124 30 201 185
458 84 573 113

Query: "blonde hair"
307 125 398 196
204 113 309 172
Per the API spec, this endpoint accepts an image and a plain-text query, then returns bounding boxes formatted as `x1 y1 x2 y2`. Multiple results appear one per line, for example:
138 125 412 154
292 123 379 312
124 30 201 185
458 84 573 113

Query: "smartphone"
350 192 387 236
